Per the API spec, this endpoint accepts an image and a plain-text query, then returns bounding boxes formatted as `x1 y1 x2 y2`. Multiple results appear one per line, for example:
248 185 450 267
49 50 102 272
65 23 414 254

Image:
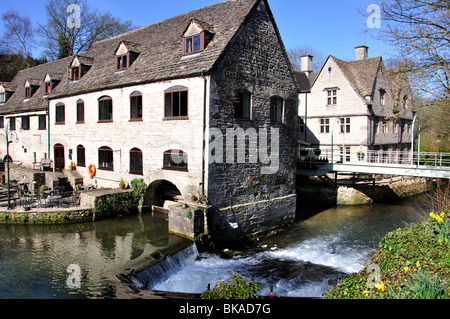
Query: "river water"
0 195 429 299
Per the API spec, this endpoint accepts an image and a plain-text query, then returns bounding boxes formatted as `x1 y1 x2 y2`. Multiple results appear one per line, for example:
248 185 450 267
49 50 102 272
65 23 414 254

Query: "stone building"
0 0 299 237
298 46 414 162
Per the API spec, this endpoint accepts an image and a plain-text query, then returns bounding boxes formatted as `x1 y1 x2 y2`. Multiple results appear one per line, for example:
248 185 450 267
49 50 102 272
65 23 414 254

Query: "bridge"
297 149 450 180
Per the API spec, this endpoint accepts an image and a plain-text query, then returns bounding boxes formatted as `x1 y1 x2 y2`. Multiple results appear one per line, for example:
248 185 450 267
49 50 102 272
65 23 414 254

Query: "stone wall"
206 2 298 237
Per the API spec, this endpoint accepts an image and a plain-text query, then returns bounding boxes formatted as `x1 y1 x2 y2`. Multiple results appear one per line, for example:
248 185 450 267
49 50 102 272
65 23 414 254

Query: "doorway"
54 144 65 172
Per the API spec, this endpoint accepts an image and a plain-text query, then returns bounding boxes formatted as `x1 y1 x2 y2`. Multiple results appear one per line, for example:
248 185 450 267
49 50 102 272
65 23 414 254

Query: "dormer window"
114 42 140 72
184 33 203 55
70 66 80 81
116 53 129 71
0 93 5 103
45 81 52 94
182 19 214 56
68 55 93 81
380 89 386 106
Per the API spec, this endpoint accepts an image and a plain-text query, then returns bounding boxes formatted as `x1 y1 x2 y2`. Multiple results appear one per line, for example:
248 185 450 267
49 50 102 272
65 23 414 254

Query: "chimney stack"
355 45 369 60
301 55 313 77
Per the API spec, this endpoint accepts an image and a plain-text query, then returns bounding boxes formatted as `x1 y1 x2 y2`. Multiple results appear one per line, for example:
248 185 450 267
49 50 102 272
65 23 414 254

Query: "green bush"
200 274 262 299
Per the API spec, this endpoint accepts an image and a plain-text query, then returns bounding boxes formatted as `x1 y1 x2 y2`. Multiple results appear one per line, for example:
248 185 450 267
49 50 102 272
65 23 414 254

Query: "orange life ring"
88 164 96 179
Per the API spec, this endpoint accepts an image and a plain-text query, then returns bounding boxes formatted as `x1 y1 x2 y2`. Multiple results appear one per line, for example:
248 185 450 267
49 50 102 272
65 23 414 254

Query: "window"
9 117 16 131
116 53 129 71
340 118 350 133
98 146 113 170
327 89 337 105
0 116 3 128
380 89 386 106
382 121 388 134
270 96 284 123
299 117 305 134
77 145 86 167
21 116 30 130
45 82 52 94
183 33 203 55
38 115 46 130
163 150 188 171
55 103 65 124
0 93 5 103
70 66 80 81
340 147 351 162
98 96 113 122
76 100 85 123
25 86 31 98
130 92 143 120
164 87 188 119
235 91 251 120
320 118 330 133
130 148 143 175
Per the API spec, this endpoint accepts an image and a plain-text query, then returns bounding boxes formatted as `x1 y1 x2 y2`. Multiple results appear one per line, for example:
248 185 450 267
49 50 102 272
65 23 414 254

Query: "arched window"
55 102 65 124
76 99 85 123
163 150 188 171
130 148 143 175
130 91 143 120
98 146 113 170
98 96 113 122
77 145 86 167
270 96 284 123
164 86 188 119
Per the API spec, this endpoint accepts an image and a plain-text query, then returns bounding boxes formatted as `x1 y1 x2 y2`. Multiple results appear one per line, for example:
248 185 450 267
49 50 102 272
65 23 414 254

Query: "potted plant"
119 178 125 189
69 161 76 170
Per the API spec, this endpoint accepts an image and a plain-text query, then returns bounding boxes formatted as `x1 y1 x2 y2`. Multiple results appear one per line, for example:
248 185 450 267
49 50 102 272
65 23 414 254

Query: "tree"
371 0 450 100
287 45 326 72
1 11 34 61
37 0 136 60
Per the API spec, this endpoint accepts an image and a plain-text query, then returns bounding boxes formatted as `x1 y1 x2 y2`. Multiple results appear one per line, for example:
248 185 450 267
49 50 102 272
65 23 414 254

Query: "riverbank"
324 208 450 299
297 176 436 206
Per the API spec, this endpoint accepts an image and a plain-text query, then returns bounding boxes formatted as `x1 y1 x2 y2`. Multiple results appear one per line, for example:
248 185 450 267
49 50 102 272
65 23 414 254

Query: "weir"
130 244 199 290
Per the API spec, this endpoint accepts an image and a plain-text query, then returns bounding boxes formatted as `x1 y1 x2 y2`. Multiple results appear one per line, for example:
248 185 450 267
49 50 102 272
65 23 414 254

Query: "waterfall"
131 244 199 290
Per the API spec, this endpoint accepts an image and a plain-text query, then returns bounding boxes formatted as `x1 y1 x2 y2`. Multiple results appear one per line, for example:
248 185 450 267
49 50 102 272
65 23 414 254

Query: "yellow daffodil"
416 261 420 267
440 212 445 219
375 282 385 292
363 290 369 296
403 266 409 272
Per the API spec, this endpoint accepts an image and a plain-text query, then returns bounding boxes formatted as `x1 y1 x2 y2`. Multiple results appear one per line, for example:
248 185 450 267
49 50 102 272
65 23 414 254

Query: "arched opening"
142 180 182 213
54 144 65 172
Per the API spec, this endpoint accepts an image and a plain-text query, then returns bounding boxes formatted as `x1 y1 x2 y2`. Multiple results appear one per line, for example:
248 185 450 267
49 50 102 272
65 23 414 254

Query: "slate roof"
331 56 382 99
1 0 261 115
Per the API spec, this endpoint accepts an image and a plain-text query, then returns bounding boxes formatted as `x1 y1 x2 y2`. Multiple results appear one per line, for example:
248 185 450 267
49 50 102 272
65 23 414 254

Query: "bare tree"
370 0 450 100
287 45 326 72
37 0 136 60
1 11 34 60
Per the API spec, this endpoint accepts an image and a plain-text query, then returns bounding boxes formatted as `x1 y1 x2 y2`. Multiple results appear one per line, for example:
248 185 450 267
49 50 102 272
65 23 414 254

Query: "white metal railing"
298 148 450 168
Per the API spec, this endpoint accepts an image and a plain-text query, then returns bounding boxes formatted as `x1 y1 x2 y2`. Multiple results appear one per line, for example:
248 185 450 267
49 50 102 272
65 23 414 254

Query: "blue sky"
0 0 396 62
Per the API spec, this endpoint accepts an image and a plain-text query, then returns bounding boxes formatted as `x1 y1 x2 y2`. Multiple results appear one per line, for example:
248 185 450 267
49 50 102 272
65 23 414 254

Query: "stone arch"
142 179 182 213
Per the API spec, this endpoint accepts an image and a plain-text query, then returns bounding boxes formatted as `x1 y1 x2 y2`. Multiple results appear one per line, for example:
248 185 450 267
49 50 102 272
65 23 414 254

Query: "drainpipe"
201 74 208 197
47 99 51 161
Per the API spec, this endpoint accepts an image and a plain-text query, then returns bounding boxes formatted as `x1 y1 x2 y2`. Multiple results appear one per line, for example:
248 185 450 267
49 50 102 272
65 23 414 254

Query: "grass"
324 209 450 299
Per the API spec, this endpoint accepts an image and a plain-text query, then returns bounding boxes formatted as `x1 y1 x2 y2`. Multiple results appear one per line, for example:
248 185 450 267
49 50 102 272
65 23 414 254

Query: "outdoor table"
47 195 62 207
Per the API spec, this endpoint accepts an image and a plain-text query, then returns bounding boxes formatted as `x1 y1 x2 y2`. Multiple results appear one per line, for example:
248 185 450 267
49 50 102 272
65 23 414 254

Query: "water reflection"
0 213 191 299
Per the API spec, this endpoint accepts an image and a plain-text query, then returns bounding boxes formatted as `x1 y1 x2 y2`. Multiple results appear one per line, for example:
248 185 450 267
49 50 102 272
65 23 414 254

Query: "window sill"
55 122 65 125
129 118 143 122
76 121 85 124
163 116 189 121
98 167 114 171
97 120 113 123
162 167 188 172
